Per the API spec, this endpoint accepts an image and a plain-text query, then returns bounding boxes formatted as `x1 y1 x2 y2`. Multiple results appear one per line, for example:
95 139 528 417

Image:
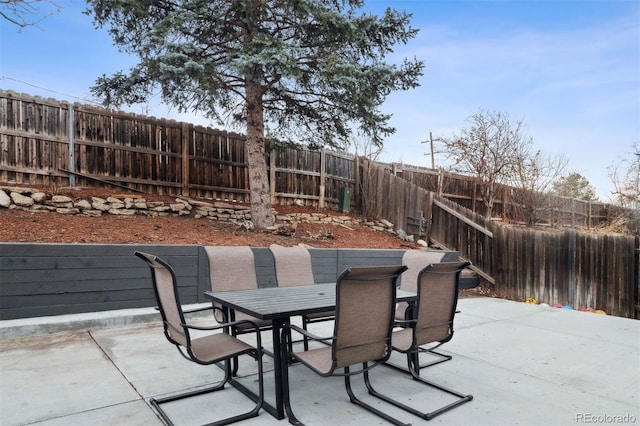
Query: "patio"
1 296 638 426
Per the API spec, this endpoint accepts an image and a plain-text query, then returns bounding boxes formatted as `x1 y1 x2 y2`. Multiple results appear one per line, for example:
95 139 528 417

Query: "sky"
0 0 638 201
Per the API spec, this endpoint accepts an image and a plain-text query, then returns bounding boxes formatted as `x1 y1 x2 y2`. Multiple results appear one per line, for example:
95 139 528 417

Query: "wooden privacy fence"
429 196 495 285
387 162 629 229
357 159 435 237
492 227 639 318
0 91 355 208
361 160 640 319
1 90 633 230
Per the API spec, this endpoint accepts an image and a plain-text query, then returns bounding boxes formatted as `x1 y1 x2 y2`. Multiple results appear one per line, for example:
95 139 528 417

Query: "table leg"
271 317 288 420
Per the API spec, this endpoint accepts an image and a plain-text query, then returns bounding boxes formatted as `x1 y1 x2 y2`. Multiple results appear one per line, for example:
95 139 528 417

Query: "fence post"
319 148 326 208
269 148 276 204
567 229 576 306
354 155 360 212
181 122 191 196
635 236 640 319
68 103 75 187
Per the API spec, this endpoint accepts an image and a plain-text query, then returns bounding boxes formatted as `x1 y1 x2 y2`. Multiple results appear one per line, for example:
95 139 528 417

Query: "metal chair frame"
281 265 411 426
373 261 473 420
135 251 264 426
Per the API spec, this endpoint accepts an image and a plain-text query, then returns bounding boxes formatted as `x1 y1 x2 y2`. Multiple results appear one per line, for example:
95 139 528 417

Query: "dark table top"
204 283 415 321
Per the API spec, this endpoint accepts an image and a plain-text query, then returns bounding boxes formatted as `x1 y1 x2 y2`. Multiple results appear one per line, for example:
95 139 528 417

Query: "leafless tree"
442 109 533 219
609 142 640 209
510 150 569 225
0 0 60 30
350 134 384 162
608 142 640 234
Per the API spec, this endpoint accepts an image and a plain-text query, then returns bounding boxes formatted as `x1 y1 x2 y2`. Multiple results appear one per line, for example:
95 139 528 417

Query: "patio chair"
204 246 272 333
205 246 275 374
370 261 473 421
135 251 264 426
395 250 454 369
281 265 411 426
269 244 335 350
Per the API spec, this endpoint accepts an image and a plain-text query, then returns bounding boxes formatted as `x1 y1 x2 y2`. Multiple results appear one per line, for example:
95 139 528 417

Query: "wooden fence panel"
0 94 70 185
573 233 637 318
430 196 494 281
323 151 355 206
272 146 322 205
189 128 250 201
489 228 637 317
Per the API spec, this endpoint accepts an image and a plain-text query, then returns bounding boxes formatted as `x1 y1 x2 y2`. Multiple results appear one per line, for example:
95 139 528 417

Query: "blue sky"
1 0 638 200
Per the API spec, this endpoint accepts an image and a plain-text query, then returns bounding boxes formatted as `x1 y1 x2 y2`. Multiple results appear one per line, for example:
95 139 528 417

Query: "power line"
0 75 101 105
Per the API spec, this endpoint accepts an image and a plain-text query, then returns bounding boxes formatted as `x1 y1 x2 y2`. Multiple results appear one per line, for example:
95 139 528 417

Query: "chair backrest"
414 261 471 346
333 265 408 369
399 250 446 292
269 244 315 287
204 246 258 291
135 251 190 348
395 250 446 320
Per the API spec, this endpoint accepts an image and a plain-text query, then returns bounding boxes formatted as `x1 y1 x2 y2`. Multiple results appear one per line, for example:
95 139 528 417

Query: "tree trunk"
245 80 274 229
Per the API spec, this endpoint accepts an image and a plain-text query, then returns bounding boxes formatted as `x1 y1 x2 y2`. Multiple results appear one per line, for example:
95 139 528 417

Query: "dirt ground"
0 185 496 297
0 186 415 248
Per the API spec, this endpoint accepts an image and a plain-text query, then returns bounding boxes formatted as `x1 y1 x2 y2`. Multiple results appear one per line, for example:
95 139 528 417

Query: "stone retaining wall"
0 186 420 242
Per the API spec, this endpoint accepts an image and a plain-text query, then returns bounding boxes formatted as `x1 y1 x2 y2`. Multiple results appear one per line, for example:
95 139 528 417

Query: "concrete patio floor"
1 297 638 426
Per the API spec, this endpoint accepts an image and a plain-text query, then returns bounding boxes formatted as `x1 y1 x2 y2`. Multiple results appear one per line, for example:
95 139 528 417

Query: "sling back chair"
395 250 458 369
205 246 275 374
135 251 264 426
204 246 273 333
269 244 335 350
371 261 473 421
281 265 411 426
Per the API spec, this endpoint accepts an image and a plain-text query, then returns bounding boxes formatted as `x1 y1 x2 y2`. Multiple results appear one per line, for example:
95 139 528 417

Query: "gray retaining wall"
0 243 461 320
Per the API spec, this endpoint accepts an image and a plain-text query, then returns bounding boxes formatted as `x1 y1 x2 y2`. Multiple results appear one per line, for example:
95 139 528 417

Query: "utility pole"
428 131 435 169
421 131 441 169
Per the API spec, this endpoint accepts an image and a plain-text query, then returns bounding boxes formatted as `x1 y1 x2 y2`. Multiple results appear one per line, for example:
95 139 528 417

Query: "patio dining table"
204 283 416 420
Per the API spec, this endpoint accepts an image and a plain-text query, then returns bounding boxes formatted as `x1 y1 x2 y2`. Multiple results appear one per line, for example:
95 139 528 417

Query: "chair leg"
367 357 473 421
344 365 411 426
152 358 263 426
385 346 453 376
421 349 452 369
302 317 310 351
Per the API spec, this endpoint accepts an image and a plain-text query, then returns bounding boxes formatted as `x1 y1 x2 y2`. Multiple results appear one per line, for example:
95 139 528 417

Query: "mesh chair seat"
189 333 256 362
390 328 413 352
303 310 335 320
293 346 334 375
232 311 271 331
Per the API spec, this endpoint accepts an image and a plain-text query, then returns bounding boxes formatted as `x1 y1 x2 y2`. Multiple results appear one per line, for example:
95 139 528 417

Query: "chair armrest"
285 323 333 344
211 306 228 322
184 318 260 333
183 305 214 315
